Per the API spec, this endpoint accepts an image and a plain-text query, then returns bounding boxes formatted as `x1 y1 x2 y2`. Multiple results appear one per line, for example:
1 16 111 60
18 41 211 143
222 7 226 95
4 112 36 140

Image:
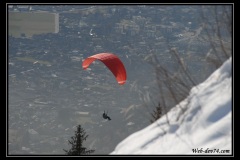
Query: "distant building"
8 12 59 38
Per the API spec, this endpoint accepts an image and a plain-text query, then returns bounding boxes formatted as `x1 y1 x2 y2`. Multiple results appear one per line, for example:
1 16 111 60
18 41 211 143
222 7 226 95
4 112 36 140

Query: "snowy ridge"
111 57 232 155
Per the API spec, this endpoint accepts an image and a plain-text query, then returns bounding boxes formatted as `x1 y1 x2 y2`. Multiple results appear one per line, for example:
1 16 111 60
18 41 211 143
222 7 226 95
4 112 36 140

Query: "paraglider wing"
82 53 127 85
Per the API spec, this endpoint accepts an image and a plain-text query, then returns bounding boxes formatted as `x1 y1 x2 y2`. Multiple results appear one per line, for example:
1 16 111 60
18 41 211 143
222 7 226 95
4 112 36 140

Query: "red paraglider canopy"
82 53 127 85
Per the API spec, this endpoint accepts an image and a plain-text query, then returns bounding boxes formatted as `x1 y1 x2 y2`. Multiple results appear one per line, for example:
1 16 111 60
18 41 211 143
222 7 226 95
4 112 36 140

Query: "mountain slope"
111 57 232 155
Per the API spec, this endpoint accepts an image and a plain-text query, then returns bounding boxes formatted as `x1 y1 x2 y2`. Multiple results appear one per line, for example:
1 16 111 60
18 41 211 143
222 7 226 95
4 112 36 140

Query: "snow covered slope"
111 57 232 155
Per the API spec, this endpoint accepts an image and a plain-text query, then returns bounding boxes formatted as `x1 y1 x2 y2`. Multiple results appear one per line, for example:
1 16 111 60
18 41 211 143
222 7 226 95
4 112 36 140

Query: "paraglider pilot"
103 110 111 120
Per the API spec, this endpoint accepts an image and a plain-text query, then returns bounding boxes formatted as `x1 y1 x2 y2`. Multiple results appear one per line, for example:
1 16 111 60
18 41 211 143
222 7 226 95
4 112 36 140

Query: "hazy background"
8 5 231 154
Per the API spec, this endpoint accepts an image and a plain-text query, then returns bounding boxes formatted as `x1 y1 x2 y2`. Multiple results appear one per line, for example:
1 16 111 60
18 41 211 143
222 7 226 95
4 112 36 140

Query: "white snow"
111 57 232 155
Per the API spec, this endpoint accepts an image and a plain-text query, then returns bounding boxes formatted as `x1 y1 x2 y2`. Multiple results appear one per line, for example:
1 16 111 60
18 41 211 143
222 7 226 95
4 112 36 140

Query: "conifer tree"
150 103 162 123
63 125 95 155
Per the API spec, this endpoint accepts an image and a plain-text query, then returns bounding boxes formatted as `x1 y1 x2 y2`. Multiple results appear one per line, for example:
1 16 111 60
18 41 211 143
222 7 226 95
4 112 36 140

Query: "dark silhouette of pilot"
103 111 111 120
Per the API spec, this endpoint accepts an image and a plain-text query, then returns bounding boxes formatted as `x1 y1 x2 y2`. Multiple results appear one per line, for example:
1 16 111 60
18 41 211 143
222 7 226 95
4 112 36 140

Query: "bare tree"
149 5 232 124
